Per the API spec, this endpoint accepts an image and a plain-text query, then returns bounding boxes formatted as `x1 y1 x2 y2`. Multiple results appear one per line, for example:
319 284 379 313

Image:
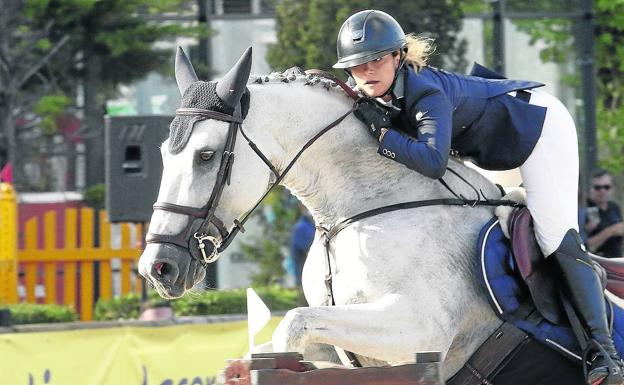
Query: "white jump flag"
247 288 271 352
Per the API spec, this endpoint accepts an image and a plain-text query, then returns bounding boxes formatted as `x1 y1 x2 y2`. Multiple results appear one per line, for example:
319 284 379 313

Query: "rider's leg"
517 88 579 257
553 229 623 384
519 88 623 385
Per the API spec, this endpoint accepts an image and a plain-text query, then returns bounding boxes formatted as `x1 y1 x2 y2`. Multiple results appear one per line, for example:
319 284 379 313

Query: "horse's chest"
302 237 393 306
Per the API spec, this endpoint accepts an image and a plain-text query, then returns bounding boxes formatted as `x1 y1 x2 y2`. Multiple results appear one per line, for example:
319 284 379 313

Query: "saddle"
508 207 624 324
450 211 624 384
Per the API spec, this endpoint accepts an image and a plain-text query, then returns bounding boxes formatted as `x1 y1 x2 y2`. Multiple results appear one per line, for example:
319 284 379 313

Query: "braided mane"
248 67 351 97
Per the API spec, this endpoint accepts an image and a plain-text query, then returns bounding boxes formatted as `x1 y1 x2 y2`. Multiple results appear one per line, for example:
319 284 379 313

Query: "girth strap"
316 194 520 370
319 197 520 244
447 322 530 385
316 196 520 313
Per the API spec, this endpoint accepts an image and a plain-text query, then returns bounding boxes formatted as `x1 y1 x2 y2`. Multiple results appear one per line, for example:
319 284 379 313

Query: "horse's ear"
175 46 198 96
216 46 252 110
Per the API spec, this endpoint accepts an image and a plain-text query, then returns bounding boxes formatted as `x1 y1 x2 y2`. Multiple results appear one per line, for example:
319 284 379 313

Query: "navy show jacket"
378 63 548 178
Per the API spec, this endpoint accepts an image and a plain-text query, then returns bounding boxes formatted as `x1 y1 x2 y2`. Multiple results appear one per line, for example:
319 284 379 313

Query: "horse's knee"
272 307 309 352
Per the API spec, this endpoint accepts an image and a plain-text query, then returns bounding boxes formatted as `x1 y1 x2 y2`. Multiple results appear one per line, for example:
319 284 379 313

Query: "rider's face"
350 52 401 98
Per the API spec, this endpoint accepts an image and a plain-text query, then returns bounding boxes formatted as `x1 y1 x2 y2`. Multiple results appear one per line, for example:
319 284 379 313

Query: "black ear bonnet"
168 82 250 155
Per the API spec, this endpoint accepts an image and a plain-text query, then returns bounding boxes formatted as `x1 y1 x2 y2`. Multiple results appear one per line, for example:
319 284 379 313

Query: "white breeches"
518 89 579 256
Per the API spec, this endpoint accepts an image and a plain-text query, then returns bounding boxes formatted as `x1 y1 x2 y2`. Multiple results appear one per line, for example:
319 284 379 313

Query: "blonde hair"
404 34 436 71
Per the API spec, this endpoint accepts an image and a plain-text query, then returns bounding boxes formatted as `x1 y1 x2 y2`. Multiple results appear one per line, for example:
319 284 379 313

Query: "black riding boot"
552 229 624 385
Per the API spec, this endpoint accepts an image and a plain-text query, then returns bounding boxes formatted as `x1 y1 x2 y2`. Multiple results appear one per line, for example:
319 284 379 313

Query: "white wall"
210 18 277 78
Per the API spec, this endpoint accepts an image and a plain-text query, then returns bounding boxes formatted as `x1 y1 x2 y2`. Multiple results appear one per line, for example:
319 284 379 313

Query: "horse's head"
139 47 273 298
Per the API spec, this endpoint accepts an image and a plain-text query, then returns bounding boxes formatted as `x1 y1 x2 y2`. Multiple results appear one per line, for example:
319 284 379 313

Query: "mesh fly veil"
168 81 232 155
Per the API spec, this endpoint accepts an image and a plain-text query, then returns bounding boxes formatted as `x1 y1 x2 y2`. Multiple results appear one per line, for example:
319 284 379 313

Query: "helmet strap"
379 49 406 100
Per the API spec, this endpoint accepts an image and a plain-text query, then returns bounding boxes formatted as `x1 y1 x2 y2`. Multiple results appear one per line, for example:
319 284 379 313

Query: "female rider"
334 9 622 385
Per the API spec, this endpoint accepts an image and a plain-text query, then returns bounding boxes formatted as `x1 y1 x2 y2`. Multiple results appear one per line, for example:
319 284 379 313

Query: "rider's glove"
353 98 395 140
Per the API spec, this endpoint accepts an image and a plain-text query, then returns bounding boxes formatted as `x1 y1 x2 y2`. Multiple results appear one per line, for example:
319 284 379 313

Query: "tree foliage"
267 0 468 75
239 188 302 286
33 94 72 135
509 1 624 173
0 0 207 189
17 0 206 93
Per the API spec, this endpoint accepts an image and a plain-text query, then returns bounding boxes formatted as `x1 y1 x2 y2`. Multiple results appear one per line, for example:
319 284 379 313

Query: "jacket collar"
374 67 405 109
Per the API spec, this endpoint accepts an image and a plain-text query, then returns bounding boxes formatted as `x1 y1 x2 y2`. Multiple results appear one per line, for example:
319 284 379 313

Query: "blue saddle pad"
477 217 624 361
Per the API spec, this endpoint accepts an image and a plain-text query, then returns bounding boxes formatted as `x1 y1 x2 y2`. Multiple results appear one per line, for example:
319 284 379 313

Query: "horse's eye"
199 151 214 162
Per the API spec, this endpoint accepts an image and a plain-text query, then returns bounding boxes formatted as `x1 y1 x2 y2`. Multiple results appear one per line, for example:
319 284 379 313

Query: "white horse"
138 47 580 382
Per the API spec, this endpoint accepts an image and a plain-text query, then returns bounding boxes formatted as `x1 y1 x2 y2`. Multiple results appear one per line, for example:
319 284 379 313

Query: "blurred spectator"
586 169 624 258
0 162 12 184
139 301 173 321
289 212 315 287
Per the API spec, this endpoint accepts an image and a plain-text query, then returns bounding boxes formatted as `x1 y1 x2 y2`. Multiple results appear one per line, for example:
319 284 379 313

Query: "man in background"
289 212 315 287
586 169 624 258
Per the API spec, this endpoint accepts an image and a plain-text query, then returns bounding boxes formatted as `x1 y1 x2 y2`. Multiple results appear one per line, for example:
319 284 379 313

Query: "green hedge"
94 294 143 321
94 286 300 321
0 303 78 325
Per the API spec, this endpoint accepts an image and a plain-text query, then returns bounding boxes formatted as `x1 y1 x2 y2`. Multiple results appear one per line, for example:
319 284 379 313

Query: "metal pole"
492 0 506 75
198 0 218 288
198 0 215 79
578 0 597 181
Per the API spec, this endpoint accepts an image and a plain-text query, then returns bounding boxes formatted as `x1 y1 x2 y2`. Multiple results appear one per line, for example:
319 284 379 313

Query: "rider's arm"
377 90 452 179
587 224 623 251
588 203 624 252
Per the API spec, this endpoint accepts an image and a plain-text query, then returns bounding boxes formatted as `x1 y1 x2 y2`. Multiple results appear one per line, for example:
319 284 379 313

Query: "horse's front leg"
271 293 454 363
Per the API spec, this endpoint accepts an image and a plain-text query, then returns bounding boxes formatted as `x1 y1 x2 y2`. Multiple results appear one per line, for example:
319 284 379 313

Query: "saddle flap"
509 207 566 325
509 208 537 280
592 254 624 299
477 216 624 361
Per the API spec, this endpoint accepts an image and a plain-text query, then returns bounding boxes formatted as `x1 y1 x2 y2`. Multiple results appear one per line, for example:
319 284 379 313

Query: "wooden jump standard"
220 351 442 385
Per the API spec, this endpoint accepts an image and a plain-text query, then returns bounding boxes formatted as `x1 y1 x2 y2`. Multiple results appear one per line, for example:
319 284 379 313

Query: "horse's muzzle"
139 242 205 299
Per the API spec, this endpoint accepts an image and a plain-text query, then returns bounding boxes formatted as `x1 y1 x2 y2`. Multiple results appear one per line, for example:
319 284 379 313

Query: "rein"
145 70 521 369
146 70 519 274
146 72 358 266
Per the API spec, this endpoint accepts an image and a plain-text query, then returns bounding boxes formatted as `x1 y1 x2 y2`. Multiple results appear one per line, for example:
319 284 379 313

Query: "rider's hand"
354 98 394 140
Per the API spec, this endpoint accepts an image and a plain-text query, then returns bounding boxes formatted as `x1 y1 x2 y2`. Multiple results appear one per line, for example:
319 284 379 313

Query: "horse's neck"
246 83 494 227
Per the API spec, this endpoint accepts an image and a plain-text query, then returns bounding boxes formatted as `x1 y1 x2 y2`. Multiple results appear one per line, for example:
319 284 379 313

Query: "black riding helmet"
333 10 406 69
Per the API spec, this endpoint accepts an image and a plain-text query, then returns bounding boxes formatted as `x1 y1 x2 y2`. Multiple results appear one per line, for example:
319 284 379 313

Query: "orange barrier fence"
0 184 145 321
0 184 18 304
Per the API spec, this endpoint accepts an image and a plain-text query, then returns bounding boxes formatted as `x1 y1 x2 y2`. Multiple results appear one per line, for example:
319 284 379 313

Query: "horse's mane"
248 67 352 98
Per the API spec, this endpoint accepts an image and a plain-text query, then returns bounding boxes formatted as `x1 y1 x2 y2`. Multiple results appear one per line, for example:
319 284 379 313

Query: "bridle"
146 69 523 370
145 105 246 265
145 71 359 267
145 70 519 273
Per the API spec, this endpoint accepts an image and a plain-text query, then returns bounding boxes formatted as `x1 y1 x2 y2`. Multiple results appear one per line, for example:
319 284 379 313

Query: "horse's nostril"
154 262 172 277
